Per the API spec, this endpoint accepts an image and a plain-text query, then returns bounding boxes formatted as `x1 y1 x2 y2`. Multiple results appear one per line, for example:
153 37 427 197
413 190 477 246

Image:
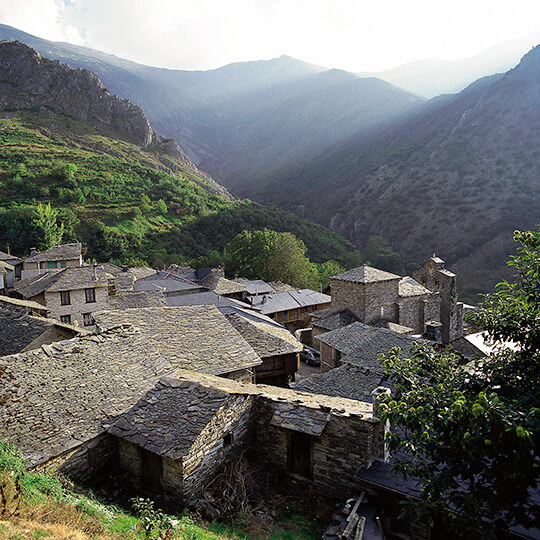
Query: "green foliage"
0 440 26 478
312 260 343 289
131 497 172 539
226 229 317 288
32 202 64 249
0 113 360 274
381 228 540 537
363 235 404 275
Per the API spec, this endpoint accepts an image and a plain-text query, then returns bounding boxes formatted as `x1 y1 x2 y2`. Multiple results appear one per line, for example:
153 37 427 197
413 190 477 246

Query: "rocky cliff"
0 40 232 199
0 40 158 147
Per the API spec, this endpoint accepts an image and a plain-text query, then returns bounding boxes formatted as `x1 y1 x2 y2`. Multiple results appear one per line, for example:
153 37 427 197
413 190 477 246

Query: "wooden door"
140 448 163 493
287 432 313 479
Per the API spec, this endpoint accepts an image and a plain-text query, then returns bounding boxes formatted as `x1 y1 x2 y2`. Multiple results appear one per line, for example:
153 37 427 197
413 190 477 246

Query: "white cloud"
0 0 538 71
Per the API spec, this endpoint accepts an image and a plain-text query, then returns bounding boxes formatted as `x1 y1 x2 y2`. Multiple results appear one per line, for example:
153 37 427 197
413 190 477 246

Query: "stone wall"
224 368 254 382
23 325 78 352
44 286 108 328
330 279 400 325
183 394 255 499
398 296 425 333
35 434 117 481
251 397 383 499
320 342 341 373
255 353 298 386
330 279 367 320
423 295 441 325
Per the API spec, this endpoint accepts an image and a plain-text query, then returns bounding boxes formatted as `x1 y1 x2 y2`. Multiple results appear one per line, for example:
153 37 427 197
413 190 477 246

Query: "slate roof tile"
24 243 82 263
93 306 262 376
330 265 401 283
225 312 303 358
0 326 176 466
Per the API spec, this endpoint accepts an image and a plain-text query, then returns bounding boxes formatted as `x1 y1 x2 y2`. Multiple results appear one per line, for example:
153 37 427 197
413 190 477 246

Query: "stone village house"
13 265 109 329
0 325 390 507
17 242 84 280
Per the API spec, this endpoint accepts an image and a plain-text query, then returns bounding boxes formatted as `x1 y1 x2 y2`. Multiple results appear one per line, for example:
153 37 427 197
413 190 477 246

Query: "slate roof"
168 369 373 418
311 308 360 332
165 291 248 308
330 265 401 283
0 260 14 272
24 243 82 263
108 291 167 310
250 289 331 315
99 262 123 275
0 307 83 356
108 377 230 460
0 326 175 466
225 312 303 358
93 306 262 376
133 274 201 294
398 276 430 297
0 251 21 263
109 367 375 458
292 363 384 403
0 295 51 313
318 322 426 372
267 281 296 293
113 272 135 292
128 266 157 280
200 274 247 296
14 266 108 298
237 279 275 295
14 270 61 298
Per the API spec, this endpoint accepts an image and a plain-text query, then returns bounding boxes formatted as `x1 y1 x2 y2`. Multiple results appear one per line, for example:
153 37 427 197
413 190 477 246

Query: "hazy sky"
0 0 539 71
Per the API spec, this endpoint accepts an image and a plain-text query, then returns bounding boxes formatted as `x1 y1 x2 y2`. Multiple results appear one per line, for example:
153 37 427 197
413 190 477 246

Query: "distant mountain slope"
0 23 424 191
0 40 361 268
253 45 540 297
358 36 538 97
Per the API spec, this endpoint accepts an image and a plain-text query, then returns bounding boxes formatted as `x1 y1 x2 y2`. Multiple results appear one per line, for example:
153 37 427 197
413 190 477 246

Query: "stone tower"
413 256 463 344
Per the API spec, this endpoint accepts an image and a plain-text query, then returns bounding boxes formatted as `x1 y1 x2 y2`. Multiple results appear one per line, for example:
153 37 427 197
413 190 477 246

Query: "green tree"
313 260 343 289
380 228 540 538
32 203 65 249
226 229 317 288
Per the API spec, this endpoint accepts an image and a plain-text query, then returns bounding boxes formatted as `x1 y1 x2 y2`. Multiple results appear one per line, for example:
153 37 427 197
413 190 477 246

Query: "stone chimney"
29 247 38 257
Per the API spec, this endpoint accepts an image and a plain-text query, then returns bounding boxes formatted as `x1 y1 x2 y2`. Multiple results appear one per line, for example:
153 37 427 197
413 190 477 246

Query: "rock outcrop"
0 40 233 199
0 40 157 147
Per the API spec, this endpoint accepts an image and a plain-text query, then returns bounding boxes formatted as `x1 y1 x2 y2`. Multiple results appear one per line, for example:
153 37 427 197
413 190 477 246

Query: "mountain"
0 24 424 191
0 40 361 268
357 36 539 98
251 45 540 299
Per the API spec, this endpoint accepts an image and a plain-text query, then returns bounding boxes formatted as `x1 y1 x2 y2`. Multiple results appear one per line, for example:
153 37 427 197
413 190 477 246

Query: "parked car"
300 346 320 366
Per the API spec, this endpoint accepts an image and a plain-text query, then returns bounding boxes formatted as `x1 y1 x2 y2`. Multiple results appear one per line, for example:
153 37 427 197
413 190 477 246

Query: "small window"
60 261 67 268
223 433 233 447
83 313 94 327
47 261 56 269
60 291 71 305
40 262 46 270
85 288 96 303
60 314 71 324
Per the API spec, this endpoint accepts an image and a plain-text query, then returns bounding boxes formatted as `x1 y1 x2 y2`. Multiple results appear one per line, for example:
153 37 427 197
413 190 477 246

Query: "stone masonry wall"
35 434 117 482
363 281 400 325
423 295 441 325
251 398 381 499
398 296 425 333
320 342 341 373
182 394 255 500
44 287 108 329
330 279 400 325
330 279 367 320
